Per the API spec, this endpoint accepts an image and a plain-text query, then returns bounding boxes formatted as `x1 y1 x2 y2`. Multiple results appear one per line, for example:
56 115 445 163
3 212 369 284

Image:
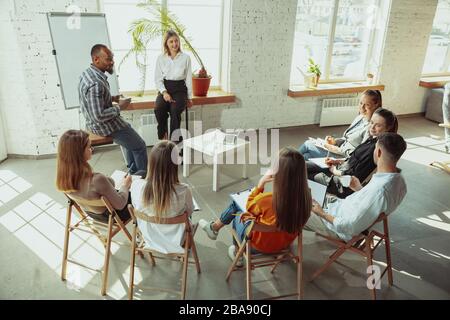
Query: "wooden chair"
310 212 393 300
127 205 201 300
225 220 303 300
88 132 114 147
61 194 133 296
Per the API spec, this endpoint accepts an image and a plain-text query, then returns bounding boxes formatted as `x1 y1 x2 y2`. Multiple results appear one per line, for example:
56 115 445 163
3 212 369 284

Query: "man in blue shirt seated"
305 132 407 241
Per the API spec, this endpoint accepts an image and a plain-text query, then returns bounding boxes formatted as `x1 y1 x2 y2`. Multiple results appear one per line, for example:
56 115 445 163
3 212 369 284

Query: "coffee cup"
340 175 352 188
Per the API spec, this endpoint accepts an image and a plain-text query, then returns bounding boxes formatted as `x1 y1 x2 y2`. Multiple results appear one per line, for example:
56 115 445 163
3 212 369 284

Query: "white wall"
0 0 97 156
0 0 440 156
378 0 438 114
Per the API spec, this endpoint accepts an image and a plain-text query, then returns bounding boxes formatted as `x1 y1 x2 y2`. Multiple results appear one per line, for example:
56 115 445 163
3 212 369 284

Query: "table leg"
213 153 219 192
183 146 190 177
241 144 247 179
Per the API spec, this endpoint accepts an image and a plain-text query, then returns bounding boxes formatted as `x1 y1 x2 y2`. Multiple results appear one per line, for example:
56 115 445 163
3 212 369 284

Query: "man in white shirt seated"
304 132 407 241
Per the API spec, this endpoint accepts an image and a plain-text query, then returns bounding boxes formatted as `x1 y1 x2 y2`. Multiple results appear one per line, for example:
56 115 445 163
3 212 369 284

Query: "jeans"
110 124 148 175
298 140 328 160
219 200 258 253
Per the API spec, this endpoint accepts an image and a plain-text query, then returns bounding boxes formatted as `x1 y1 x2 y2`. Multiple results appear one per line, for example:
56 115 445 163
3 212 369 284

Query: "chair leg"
383 221 394 286
61 203 72 281
101 215 114 296
297 235 303 300
147 252 156 266
128 229 137 300
270 254 286 273
225 239 247 281
190 235 201 274
366 242 376 300
246 242 252 300
113 215 133 242
310 245 347 281
180 236 190 300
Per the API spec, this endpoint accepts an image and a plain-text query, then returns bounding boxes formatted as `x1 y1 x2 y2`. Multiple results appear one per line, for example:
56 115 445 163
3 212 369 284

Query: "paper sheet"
229 188 253 212
110 170 142 189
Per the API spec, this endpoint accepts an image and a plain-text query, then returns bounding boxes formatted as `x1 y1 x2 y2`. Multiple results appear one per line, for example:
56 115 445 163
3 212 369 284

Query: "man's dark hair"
377 132 406 163
91 44 108 57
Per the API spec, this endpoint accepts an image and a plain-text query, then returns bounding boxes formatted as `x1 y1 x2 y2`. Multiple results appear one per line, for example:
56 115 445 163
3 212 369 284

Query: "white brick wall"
0 0 97 156
0 0 441 156
379 0 438 114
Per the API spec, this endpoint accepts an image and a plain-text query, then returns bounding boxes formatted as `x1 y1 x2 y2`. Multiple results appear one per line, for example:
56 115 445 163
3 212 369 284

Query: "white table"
183 130 249 192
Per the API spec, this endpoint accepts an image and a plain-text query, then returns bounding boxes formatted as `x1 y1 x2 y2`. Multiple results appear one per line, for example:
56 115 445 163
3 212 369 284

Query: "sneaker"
199 219 218 240
228 245 244 267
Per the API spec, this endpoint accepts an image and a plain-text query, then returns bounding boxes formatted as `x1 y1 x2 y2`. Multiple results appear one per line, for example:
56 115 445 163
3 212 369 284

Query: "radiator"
138 110 199 146
319 97 359 127
139 113 159 147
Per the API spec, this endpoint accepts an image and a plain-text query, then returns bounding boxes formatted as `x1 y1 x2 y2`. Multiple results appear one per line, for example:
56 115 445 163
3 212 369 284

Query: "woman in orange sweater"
199 147 311 265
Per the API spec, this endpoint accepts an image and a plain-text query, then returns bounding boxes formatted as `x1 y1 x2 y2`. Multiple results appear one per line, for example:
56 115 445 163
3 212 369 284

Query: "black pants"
154 79 188 142
306 161 353 199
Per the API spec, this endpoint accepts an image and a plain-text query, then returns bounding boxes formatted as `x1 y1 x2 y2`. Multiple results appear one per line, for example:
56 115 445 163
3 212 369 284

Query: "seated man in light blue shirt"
305 132 407 241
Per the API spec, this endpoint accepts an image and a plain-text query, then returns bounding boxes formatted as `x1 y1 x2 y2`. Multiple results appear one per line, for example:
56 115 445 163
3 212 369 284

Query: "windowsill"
125 90 236 111
419 76 450 89
287 82 385 98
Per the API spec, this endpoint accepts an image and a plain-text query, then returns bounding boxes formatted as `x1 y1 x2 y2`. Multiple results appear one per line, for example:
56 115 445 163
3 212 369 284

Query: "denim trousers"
110 124 148 175
219 200 258 253
298 140 329 160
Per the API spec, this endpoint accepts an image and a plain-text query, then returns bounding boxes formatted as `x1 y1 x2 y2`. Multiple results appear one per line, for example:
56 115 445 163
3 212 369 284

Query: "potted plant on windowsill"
119 0 211 97
307 58 322 88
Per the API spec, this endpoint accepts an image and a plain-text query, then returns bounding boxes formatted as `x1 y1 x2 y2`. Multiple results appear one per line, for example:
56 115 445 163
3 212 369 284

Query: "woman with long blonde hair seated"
130 140 194 253
56 129 132 222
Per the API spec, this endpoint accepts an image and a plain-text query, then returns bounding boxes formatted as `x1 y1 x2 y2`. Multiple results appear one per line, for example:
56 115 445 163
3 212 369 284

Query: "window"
290 0 390 86
422 0 450 76
102 0 224 92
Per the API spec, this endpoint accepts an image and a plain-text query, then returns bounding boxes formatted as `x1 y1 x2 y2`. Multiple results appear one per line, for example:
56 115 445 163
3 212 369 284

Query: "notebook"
308 179 328 206
110 170 143 189
308 157 345 169
229 187 253 212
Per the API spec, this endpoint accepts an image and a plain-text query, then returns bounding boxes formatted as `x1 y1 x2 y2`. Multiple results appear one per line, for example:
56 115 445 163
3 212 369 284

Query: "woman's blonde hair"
163 30 181 56
142 140 180 218
56 130 93 192
272 147 311 234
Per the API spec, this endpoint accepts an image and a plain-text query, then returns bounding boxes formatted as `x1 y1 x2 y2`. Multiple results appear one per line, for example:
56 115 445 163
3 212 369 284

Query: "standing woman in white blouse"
154 30 193 143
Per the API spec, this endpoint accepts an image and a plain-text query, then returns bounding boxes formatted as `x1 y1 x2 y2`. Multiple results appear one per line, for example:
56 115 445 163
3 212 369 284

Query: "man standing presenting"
79 44 148 175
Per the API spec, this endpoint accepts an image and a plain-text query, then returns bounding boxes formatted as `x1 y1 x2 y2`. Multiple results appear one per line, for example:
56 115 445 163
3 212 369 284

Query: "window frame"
292 0 383 85
101 0 226 94
421 0 450 77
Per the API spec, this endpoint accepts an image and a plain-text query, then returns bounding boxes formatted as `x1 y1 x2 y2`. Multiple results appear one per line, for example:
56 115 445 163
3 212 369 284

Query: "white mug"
340 175 352 188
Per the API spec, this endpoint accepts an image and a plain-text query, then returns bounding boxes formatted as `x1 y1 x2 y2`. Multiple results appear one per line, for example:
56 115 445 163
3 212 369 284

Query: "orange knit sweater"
241 186 297 253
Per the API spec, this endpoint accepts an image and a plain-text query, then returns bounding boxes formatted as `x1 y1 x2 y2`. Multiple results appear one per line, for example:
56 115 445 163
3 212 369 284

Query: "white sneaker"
228 245 244 267
199 219 218 240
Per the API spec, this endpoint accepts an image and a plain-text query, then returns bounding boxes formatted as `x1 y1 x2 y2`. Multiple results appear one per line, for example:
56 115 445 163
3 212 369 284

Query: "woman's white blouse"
154 52 193 98
130 179 194 254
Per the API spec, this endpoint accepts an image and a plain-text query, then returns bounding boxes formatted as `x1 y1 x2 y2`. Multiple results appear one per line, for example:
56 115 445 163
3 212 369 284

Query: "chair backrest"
127 204 191 254
65 193 109 214
245 218 301 239
128 205 189 226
